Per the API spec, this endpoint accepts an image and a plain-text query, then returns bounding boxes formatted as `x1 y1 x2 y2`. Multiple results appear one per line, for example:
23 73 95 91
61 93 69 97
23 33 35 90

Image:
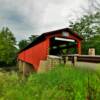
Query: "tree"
82 35 100 55
69 12 100 54
0 27 17 66
18 39 29 50
28 35 37 43
18 35 37 50
88 0 100 11
69 12 100 40
80 0 100 15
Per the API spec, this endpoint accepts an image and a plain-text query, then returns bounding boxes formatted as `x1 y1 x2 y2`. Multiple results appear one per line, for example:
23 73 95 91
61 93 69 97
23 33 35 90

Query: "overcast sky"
0 0 88 41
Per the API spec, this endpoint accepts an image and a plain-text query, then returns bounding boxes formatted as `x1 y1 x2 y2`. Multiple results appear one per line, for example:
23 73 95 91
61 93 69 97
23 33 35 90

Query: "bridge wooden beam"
77 42 81 55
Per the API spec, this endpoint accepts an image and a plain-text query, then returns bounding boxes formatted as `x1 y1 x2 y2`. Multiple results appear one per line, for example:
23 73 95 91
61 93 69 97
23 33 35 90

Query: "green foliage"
0 65 100 100
69 12 100 39
82 35 100 55
28 35 37 43
18 39 29 50
0 27 17 66
69 12 100 54
18 35 37 51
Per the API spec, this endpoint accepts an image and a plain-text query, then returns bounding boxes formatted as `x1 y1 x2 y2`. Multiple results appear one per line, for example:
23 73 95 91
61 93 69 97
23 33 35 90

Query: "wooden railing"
68 55 100 63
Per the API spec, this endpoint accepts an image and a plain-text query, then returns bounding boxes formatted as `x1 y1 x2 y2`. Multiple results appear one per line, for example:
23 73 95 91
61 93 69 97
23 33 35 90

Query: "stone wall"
38 55 63 73
18 60 34 78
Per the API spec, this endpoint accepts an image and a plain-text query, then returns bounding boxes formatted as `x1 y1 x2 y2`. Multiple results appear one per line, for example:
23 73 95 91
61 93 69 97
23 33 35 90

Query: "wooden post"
71 56 77 66
65 56 68 65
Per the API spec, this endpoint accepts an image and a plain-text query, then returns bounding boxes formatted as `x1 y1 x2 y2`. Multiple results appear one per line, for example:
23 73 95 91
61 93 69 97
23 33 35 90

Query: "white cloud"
0 0 87 41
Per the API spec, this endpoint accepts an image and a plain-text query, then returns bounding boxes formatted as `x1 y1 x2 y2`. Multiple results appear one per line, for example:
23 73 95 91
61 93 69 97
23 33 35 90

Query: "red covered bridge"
18 28 82 75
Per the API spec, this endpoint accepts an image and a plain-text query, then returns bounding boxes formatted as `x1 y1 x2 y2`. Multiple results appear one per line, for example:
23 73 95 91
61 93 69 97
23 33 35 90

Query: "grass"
0 64 100 100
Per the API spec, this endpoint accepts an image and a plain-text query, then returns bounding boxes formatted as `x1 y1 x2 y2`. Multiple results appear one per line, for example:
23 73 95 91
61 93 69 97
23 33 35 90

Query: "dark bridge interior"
49 37 77 56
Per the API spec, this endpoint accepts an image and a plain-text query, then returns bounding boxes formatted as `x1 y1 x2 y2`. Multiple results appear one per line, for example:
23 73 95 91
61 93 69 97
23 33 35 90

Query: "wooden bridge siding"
18 39 49 71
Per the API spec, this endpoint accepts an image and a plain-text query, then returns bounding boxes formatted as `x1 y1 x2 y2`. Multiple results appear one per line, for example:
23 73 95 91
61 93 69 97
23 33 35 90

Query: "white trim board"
55 37 75 42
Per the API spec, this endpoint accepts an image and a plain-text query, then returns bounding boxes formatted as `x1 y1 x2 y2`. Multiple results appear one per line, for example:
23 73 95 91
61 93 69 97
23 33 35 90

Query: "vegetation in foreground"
0 65 100 100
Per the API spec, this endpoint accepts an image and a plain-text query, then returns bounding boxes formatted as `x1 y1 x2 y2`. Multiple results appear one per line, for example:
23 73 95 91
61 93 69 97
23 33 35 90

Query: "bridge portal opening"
49 37 77 56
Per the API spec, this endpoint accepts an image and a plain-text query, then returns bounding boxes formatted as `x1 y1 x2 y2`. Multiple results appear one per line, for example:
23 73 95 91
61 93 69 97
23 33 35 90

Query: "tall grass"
0 64 100 100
